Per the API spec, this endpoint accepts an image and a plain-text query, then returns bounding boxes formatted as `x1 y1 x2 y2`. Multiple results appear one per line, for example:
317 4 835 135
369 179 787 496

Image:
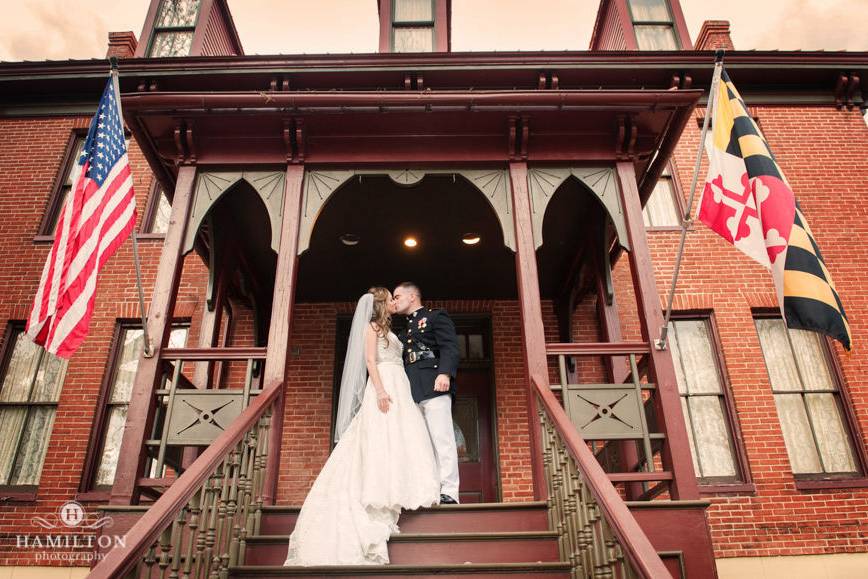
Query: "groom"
392 282 460 504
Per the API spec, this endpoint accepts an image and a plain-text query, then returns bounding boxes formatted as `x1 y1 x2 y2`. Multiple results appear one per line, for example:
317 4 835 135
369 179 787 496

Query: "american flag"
26 77 137 358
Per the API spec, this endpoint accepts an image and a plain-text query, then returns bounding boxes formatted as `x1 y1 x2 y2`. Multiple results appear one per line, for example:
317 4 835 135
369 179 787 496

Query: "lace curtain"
0 330 67 485
669 319 738 479
756 319 856 475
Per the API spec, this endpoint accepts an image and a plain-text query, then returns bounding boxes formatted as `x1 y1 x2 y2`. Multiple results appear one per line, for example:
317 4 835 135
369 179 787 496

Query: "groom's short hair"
396 281 421 301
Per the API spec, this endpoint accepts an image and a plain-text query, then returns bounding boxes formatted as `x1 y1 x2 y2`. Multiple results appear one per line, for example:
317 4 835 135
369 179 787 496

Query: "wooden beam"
261 163 305 505
615 161 700 500
110 165 197 505
508 161 547 501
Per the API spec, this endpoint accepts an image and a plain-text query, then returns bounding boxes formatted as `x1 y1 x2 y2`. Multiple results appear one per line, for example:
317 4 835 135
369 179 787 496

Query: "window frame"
643 160 685 231
139 178 171 238
628 0 680 50
145 0 202 58
78 319 190 501
390 0 436 53
669 311 754 493
0 321 66 500
753 310 868 488
35 129 87 241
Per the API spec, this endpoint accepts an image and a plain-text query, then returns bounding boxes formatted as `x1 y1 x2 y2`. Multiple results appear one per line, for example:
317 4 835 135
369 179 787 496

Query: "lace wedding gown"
283 331 440 566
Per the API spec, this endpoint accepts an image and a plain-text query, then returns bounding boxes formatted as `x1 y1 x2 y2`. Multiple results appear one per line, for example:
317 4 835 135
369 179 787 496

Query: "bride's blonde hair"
368 286 392 341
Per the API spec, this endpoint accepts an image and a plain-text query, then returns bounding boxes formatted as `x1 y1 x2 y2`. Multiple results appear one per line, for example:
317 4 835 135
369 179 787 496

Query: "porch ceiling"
295 174 517 302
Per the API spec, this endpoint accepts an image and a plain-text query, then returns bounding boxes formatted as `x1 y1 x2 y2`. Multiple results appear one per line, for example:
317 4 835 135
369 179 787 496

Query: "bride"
283 287 441 566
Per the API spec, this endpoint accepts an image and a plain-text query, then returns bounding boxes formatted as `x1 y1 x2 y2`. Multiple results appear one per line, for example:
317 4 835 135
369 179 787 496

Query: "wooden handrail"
532 374 671 578
89 382 281 579
546 341 650 356
161 346 267 361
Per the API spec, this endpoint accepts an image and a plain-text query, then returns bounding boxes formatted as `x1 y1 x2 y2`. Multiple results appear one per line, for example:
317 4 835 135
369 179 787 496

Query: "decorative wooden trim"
615 160 700 500
508 161 547 501
183 170 286 255
109 165 197 506
526 167 630 251
262 163 305 505
297 168 517 255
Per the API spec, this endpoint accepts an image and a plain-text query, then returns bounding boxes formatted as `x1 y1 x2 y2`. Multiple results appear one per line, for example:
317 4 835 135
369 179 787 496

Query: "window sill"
795 478 868 491
645 225 684 232
75 490 111 503
0 490 37 503
136 233 166 240
33 234 55 243
699 482 756 495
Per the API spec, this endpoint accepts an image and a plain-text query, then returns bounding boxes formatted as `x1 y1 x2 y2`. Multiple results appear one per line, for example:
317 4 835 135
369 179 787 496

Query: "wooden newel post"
508 161 548 501
110 166 197 505
261 164 305 505
615 161 700 500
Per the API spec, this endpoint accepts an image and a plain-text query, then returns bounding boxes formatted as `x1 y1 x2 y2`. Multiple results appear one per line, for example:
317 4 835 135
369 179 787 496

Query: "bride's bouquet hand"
376 391 393 413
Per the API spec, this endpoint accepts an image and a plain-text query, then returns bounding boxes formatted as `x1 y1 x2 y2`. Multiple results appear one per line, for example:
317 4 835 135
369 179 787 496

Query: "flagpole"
110 57 153 358
655 49 725 351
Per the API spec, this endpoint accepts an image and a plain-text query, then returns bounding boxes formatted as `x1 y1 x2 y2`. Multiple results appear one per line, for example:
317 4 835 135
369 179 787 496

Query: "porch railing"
89 380 280 578
533 364 671 577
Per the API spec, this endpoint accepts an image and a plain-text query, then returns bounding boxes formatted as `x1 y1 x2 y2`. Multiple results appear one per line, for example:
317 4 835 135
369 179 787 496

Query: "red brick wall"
0 116 211 565
639 106 868 558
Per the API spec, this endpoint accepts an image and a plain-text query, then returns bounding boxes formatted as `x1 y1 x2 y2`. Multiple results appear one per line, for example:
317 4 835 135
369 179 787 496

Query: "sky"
0 0 866 62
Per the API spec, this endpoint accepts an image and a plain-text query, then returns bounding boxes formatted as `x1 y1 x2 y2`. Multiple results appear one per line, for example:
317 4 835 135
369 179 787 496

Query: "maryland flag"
697 69 851 349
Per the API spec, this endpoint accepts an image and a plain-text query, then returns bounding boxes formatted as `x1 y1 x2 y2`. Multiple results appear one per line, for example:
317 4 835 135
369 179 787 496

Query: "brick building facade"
0 1 866 577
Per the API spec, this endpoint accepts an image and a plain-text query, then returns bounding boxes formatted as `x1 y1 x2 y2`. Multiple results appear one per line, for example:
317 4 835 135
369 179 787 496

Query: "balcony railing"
89 376 280 578
533 372 671 578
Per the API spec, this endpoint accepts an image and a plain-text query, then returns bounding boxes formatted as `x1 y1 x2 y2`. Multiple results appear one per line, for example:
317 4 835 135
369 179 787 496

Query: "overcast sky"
1 0 866 62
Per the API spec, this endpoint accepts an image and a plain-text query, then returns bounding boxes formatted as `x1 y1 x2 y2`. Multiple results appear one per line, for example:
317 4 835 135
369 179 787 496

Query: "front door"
452 316 497 503
333 314 498 503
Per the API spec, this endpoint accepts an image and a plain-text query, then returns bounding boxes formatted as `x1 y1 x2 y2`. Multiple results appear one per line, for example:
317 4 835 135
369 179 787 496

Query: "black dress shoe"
439 494 458 504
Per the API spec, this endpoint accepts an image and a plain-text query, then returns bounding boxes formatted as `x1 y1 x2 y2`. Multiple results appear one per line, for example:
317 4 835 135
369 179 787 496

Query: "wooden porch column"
615 161 700 500
110 166 197 505
508 161 547 501
261 164 305 505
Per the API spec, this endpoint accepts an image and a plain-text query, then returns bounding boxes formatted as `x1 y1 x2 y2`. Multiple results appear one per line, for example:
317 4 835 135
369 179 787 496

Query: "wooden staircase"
231 502 571 578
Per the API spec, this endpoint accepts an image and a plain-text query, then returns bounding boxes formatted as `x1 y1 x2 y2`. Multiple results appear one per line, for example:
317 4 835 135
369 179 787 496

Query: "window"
41 133 85 236
90 323 188 488
0 324 67 487
142 181 171 235
392 0 434 53
148 0 201 57
629 0 679 50
755 317 860 477
668 317 745 484
643 165 681 228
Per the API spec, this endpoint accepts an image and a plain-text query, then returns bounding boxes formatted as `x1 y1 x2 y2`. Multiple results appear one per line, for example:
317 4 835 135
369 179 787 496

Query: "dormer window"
629 0 679 50
148 0 202 57
392 0 435 52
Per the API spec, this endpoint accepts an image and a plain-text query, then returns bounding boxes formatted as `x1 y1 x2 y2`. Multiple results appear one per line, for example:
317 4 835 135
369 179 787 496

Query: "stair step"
259 501 549 535
230 561 572 578
244 532 560 566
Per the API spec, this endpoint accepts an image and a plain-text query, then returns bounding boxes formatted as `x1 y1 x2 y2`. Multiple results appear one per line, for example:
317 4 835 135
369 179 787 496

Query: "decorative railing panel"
90 379 280 578
534 373 671 578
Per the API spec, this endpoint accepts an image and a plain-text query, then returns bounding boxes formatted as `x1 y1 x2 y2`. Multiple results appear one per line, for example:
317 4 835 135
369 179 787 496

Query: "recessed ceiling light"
462 233 481 245
339 234 360 246
404 237 418 248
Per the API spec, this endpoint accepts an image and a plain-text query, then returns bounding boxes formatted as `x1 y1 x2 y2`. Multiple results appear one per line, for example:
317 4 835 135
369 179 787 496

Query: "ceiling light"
404 237 418 248
339 234 360 246
462 233 481 245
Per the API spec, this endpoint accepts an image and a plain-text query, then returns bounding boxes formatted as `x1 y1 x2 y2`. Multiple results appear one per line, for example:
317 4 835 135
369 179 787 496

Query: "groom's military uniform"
401 306 461 502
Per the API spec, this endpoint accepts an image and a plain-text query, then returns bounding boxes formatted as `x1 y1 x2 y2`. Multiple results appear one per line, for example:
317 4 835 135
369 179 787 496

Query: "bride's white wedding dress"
283 331 440 566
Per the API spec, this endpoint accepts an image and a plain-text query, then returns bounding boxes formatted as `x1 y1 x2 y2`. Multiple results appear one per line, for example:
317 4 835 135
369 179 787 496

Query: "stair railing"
89 382 281 579
533 374 671 578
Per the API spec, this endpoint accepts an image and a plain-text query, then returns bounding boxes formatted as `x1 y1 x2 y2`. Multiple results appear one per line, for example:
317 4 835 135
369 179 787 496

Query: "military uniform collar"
407 306 426 320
